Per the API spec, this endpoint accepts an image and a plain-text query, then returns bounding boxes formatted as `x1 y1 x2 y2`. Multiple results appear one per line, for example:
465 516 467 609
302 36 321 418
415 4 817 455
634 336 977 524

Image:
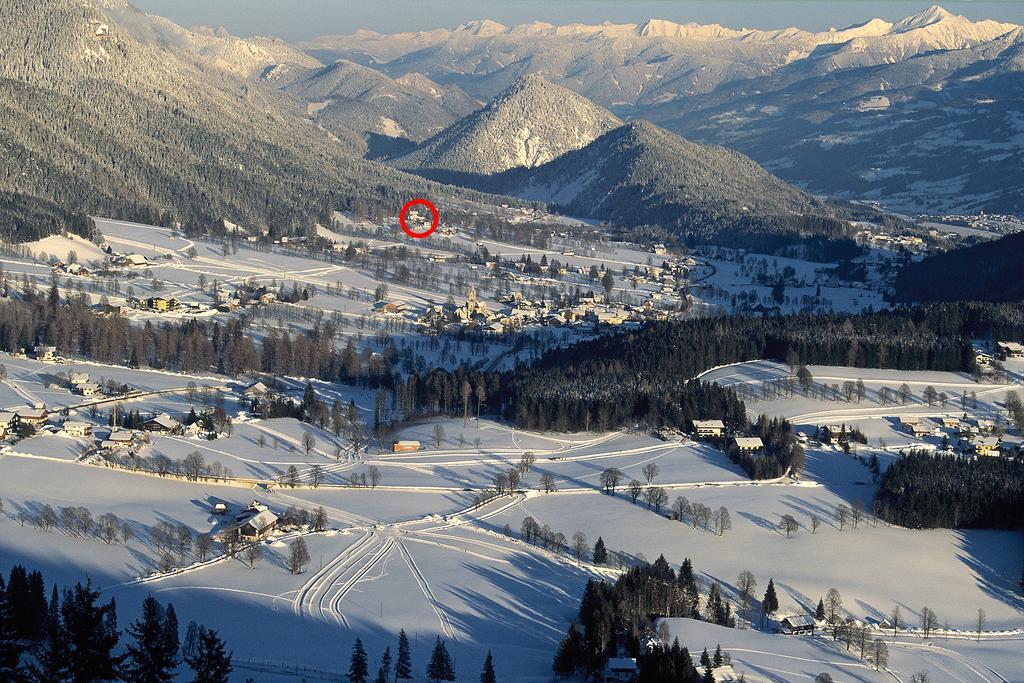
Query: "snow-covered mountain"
390 74 622 175
302 5 1024 213
280 58 478 144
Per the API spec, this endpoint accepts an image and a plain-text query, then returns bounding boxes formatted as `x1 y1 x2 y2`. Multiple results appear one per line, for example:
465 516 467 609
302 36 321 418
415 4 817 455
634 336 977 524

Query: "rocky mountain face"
0 0 490 240
390 75 622 175
306 5 1024 213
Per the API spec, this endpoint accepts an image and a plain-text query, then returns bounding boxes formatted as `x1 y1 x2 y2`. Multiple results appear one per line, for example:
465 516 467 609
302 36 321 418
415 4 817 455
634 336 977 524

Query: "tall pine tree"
185 627 232 683
426 637 455 682
0 575 24 680
762 579 779 627
348 638 369 683
121 596 179 683
29 584 69 683
394 629 412 681
480 650 496 683
62 580 120 682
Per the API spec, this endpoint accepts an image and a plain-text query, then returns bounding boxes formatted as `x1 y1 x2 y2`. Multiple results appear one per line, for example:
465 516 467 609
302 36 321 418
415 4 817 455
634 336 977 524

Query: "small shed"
392 440 421 453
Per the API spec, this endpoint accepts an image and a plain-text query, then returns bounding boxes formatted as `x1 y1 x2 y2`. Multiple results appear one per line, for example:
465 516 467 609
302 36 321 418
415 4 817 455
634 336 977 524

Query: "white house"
75 382 101 397
733 436 764 453
692 419 725 438
62 421 92 437
35 345 57 361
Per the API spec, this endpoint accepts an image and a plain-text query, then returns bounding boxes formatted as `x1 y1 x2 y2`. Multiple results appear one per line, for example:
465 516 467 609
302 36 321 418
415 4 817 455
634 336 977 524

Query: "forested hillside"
894 231 1024 303
877 452 1024 529
494 121 857 250
0 0 497 241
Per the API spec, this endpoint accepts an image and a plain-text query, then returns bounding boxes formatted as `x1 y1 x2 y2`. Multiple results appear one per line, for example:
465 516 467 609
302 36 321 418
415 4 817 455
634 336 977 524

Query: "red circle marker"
399 198 439 239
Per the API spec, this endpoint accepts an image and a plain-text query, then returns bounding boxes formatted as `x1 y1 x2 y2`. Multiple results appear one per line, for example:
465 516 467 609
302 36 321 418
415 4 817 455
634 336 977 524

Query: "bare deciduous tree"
571 531 587 563
779 514 799 538
641 462 659 485
288 537 311 575
600 468 624 495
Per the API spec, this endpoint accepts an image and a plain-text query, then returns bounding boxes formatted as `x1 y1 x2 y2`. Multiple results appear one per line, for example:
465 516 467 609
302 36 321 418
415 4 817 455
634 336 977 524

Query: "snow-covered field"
1 215 1021 679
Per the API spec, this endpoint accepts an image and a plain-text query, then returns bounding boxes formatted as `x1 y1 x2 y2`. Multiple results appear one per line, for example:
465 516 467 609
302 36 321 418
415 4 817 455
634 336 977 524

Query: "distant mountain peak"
455 19 507 36
391 73 621 175
894 5 956 31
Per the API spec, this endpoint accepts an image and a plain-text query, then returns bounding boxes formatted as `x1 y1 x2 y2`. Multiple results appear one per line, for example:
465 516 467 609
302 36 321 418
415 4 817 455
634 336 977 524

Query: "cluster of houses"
896 414 1018 456
405 281 688 337
67 371 102 397
127 285 280 316
690 419 766 453
854 228 928 253
108 252 150 269
995 341 1024 360
51 261 93 277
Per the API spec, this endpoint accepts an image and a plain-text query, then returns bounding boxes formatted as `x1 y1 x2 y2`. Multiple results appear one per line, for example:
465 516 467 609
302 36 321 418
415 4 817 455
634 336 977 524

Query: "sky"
130 1 1024 41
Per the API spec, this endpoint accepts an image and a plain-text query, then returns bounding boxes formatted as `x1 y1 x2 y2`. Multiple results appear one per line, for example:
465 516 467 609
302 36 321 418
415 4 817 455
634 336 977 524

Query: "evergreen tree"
678 559 700 616
62 580 121 682
122 596 179 683
480 650 497 683
816 599 826 621
185 627 232 683
553 622 584 678
29 585 69 683
592 537 608 565
348 638 369 683
426 637 455 682
0 575 24 680
394 629 412 681
374 646 392 683
762 580 779 626
6 566 47 640
713 645 722 667
700 647 710 668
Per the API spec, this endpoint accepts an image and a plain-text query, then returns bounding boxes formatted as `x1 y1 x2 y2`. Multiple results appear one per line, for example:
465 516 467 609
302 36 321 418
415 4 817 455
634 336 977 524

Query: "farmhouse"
69 372 89 386
973 436 1001 457
237 506 278 542
0 412 16 434
733 437 764 453
940 416 961 429
75 382 101 397
603 657 638 683
243 381 273 399
62 421 92 437
101 430 139 450
910 422 932 438
35 345 57 361
995 341 1024 359
15 407 48 428
144 414 180 433
779 615 816 635
392 440 421 453
692 419 725 438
